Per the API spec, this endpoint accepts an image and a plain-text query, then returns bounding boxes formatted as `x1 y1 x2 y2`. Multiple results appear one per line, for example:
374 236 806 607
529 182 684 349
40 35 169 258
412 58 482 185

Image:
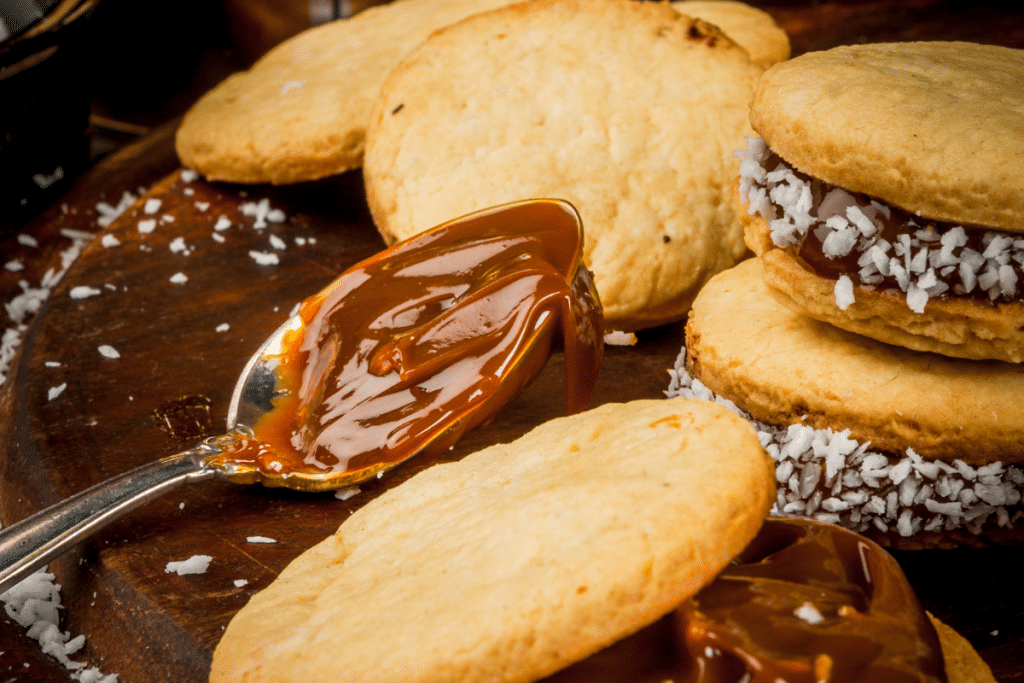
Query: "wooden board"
2 2 1024 680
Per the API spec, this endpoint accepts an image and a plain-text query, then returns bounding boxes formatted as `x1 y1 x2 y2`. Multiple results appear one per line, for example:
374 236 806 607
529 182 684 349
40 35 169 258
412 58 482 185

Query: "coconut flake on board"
165 555 213 576
0 568 119 681
666 347 1024 539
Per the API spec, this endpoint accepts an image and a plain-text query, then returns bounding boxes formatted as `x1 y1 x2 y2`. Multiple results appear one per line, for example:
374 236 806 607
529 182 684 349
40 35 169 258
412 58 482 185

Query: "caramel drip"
212 200 603 480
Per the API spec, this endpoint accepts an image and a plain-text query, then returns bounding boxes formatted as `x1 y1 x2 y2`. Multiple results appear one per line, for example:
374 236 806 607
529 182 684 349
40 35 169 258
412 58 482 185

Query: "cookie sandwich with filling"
735 41 1024 363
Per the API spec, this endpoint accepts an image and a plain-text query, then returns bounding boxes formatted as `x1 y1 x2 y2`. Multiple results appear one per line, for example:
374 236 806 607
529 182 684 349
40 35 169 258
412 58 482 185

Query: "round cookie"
363 0 764 331
930 614 999 683
671 0 790 67
684 257 1024 466
175 0 517 184
749 42 1024 232
739 195 1024 363
210 398 775 683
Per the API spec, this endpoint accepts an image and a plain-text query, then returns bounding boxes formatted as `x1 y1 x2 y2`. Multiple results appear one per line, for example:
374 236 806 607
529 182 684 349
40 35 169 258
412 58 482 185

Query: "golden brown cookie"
740 194 1024 363
685 257 1024 465
209 398 774 683
363 0 764 331
670 0 790 67
930 614 999 683
175 0 517 184
749 42 1024 232
677 257 1024 547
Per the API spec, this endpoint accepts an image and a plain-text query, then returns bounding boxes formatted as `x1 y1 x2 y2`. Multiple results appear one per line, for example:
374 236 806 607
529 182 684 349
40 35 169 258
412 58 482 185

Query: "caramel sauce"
210 200 603 483
544 518 946 683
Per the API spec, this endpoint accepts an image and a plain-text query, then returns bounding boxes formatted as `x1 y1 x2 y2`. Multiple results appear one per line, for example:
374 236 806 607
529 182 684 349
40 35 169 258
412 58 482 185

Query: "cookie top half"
364 0 764 331
210 399 774 683
750 42 1024 232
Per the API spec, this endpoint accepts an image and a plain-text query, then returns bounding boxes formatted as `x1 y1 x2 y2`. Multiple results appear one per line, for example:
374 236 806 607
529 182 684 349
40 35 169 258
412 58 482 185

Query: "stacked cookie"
678 42 1024 549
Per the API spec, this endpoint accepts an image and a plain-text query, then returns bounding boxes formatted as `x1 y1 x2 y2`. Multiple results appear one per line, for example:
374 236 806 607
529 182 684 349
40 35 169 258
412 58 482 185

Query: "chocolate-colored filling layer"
739 138 1023 310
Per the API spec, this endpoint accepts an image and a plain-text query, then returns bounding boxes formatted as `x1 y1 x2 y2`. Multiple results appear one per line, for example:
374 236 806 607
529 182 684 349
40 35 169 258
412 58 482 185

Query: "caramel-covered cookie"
210 399 774 683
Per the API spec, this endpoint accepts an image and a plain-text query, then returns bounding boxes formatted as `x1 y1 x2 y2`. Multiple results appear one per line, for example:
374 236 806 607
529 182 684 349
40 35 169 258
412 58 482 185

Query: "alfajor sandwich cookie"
674 258 1024 550
734 42 1024 363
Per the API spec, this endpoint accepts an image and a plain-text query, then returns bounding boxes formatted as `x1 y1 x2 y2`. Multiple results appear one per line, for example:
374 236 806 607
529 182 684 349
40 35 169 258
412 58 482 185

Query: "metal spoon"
0 198 601 595
0 313 303 595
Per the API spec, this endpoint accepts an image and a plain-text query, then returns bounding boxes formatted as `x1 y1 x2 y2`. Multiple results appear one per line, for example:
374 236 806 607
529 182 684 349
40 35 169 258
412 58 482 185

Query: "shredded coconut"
216 323 229 332
100 234 120 248
2 232 91 386
164 555 212 576
246 536 276 544
667 347 1023 539
0 568 118 680
32 166 64 189
48 383 67 401
137 219 156 234
736 137 1024 312
603 331 637 346
169 237 189 255
794 602 824 625
240 198 286 230
249 251 280 266
96 191 138 228
97 345 120 360
335 486 361 500
169 272 188 285
70 286 102 300
143 198 162 215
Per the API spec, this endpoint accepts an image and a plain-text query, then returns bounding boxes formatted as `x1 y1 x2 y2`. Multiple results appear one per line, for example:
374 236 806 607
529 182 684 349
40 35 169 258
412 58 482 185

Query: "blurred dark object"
0 0 100 233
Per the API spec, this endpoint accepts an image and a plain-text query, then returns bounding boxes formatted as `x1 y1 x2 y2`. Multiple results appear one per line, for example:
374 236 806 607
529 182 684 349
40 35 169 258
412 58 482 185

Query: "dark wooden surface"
1 1 1023 680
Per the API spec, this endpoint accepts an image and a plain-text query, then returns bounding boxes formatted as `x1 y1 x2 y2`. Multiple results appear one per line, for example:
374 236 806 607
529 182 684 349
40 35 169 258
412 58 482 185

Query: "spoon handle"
0 446 218 595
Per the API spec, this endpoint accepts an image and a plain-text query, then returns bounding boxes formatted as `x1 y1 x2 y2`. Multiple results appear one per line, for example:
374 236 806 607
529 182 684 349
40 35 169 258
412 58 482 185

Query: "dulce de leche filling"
544 518 946 683
211 200 603 482
736 137 1024 313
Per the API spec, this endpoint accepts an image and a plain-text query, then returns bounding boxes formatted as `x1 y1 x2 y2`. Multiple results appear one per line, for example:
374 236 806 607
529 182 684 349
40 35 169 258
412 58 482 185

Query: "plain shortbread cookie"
685 257 1024 466
209 398 774 683
175 0 517 184
671 0 790 67
363 0 764 331
749 41 1024 232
